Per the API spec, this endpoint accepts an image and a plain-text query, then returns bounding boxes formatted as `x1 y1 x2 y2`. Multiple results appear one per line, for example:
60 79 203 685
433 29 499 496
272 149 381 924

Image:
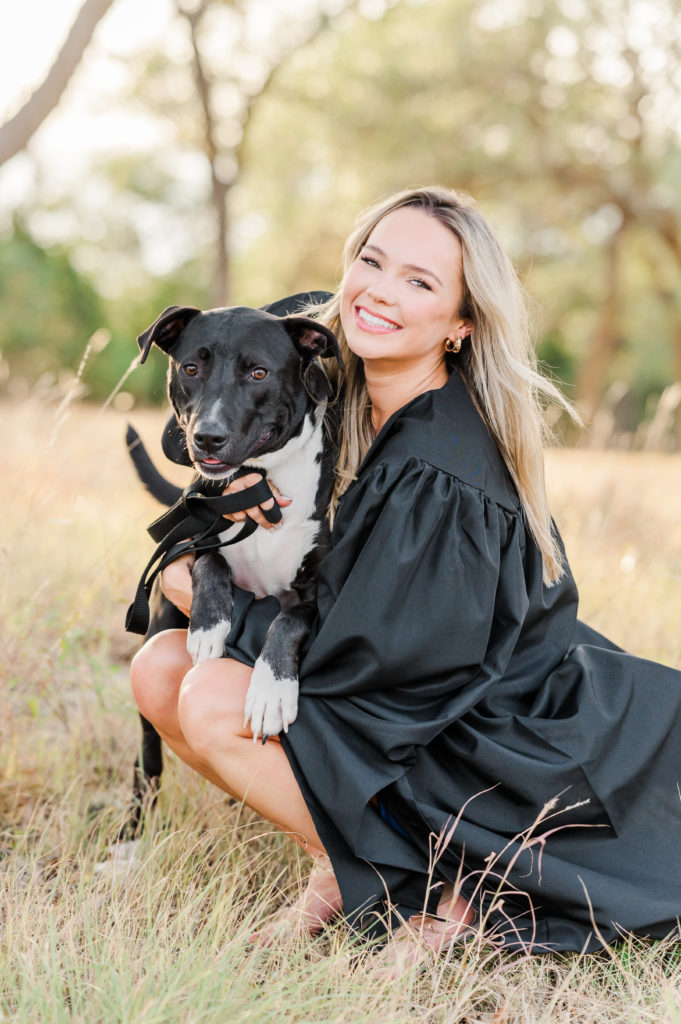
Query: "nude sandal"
248 857 343 947
370 909 478 978
404 910 478 949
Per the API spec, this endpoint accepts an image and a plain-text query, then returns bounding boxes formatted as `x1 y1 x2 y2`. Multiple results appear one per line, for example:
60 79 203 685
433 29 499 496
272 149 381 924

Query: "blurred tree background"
1 0 680 444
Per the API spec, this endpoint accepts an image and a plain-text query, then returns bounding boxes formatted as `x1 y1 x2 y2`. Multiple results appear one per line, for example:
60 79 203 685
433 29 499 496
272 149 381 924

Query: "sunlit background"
2 7 681 1017
1 0 680 442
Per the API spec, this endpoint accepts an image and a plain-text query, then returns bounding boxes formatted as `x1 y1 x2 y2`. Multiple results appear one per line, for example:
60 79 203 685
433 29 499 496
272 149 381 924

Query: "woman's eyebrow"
362 244 443 287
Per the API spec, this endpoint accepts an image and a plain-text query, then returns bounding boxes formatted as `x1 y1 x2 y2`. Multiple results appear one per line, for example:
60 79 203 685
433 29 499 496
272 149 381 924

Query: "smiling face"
340 206 472 374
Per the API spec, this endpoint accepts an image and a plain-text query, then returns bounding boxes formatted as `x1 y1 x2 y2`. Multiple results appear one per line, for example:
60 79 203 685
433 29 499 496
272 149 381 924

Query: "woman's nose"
367 276 396 306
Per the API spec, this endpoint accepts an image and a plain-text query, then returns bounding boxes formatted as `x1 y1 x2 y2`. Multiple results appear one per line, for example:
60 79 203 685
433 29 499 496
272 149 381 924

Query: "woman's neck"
365 358 449 435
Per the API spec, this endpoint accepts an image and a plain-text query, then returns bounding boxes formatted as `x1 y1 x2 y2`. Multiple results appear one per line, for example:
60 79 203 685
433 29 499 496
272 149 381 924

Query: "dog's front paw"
244 658 299 741
187 620 231 664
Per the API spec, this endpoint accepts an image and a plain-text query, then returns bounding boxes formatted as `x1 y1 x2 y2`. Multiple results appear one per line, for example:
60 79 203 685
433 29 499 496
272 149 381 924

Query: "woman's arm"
160 553 195 617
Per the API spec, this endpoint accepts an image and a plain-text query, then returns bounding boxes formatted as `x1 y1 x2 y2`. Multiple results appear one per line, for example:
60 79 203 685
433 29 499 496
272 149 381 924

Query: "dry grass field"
1 395 680 1023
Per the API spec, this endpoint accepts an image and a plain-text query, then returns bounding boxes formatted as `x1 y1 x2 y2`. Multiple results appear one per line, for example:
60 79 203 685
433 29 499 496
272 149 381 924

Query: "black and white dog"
133 296 341 743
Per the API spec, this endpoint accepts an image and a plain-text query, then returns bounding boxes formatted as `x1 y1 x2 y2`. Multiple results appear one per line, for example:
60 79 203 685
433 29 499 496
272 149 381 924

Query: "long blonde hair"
307 186 575 585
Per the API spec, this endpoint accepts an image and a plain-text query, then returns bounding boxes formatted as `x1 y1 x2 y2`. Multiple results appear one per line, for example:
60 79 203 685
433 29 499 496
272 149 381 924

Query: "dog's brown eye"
183 363 198 377
251 367 268 381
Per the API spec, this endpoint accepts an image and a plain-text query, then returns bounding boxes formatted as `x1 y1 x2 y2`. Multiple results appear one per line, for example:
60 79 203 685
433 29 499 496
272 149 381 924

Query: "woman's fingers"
222 473 292 530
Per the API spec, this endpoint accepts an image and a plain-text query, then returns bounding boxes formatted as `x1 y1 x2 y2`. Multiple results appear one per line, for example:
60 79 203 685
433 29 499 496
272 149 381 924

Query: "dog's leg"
187 551 235 663
244 601 316 740
119 714 164 839
122 582 189 838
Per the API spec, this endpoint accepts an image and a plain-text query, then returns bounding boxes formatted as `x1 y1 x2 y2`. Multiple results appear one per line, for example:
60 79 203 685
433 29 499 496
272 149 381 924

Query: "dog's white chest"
217 415 325 600
222 518 319 599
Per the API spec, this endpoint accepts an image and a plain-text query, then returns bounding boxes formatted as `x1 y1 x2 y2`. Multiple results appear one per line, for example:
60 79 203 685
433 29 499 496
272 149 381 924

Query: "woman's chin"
345 333 404 364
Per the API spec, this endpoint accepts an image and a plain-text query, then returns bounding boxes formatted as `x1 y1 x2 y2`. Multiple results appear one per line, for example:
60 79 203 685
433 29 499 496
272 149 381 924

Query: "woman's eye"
409 277 432 291
183 363 198 376
360 255 380 268
251 367 268 381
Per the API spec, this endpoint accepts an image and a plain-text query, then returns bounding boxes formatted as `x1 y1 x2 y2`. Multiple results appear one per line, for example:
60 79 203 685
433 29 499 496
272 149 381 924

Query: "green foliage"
536 330 577 387
0 218 214 403
0 219 103 379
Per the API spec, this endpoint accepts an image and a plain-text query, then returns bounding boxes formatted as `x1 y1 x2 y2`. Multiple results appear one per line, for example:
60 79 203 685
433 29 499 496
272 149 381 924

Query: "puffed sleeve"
293 456 527 765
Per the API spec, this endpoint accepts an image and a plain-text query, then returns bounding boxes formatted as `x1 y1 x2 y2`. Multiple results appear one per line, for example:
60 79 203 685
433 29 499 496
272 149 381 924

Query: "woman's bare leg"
132 629 325 848
176 656 326 850
132 632 474 956
130 629 235 793
130 630 343 937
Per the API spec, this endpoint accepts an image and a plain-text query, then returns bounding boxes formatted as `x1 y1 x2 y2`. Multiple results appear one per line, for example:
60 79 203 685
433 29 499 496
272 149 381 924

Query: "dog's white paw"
244 658 299 741
187 620 231 664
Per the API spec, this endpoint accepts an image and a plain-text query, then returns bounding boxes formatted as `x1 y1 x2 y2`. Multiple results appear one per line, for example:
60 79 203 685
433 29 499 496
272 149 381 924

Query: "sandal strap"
406 912 476 946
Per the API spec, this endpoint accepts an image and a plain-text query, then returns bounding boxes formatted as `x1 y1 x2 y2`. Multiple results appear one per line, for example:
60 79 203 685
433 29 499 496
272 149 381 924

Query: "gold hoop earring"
444 337 462 354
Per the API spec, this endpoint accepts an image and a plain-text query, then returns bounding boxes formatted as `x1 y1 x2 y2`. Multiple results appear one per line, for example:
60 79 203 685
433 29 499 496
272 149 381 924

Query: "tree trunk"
178 0 362 308
0 0 116 168
182 2 231 306
576 229 623 422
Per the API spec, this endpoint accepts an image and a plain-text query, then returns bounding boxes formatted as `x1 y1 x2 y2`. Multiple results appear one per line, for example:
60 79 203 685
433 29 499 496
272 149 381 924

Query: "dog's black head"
136 305 341 479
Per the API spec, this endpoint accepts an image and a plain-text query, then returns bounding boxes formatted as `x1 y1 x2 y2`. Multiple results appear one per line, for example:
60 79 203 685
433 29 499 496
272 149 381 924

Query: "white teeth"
358 307 399 330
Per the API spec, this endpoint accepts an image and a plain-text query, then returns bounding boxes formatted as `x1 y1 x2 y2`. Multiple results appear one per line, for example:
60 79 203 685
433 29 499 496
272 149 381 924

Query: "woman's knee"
178 659 252 760
130 629 191 726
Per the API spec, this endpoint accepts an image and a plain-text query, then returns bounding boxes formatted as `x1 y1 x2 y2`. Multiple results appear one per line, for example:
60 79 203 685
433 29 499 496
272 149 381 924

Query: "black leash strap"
125 473 282 636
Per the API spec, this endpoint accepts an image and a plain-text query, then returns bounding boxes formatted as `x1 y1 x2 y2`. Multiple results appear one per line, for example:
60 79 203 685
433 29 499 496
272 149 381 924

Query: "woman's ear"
452 319 473 345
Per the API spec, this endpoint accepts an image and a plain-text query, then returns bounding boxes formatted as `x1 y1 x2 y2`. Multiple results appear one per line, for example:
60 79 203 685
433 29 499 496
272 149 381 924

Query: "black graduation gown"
270 367 681 953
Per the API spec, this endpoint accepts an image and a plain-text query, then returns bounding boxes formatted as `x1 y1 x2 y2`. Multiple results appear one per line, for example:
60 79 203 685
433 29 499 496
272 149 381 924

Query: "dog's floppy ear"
261 291 333 317
137 306 201 364
282 316 344 370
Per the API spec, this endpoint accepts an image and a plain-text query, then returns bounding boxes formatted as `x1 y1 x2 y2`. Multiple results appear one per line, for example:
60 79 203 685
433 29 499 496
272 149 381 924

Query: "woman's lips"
354 305 401 333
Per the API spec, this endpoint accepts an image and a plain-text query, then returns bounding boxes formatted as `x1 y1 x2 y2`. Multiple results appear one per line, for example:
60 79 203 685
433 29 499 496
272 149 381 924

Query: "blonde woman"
131 186 681 964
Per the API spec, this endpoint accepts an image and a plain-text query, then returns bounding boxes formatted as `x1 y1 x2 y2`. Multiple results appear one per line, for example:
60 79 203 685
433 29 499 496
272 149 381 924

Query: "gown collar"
358 366 521 512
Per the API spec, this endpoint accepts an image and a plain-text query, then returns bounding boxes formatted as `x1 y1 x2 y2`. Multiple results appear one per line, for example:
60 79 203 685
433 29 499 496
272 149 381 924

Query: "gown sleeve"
295 454 527 764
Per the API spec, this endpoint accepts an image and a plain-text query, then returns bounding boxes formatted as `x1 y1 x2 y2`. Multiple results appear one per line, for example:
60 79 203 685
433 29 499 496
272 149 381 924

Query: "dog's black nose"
194 430 228 454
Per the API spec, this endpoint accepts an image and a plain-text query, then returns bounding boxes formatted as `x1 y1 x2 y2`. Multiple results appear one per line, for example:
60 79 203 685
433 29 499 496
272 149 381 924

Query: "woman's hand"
222 473 292 530
160 552 195 617
159 474 290 616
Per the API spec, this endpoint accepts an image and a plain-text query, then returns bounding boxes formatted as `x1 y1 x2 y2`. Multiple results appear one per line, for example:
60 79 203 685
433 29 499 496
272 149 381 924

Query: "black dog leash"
125 471 281 636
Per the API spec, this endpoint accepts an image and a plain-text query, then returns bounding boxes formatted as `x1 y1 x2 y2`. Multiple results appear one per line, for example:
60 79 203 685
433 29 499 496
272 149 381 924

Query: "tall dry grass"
1 395 680 1023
